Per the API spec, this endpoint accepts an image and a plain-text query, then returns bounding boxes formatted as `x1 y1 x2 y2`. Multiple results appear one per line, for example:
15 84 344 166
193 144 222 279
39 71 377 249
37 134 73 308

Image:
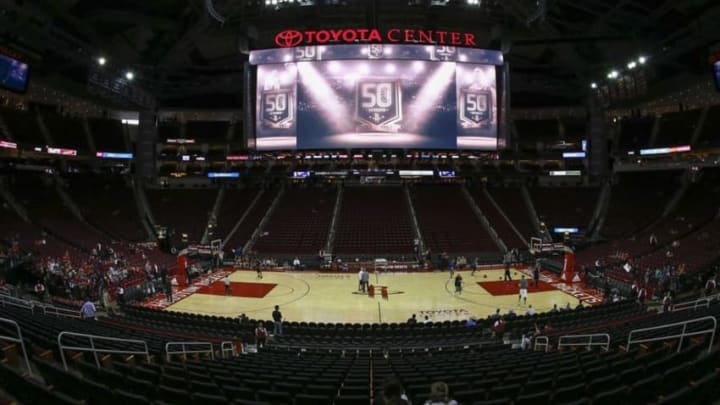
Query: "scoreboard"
250 44 503 150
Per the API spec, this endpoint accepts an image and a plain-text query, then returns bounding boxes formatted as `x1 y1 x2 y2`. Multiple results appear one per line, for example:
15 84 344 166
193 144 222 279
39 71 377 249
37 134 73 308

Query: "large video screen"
714 61 720 92
252 44 502 150
0 53 29 93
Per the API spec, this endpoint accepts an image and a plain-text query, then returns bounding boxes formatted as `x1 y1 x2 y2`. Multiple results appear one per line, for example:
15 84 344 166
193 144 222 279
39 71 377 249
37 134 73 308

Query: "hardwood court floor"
165 268 585 324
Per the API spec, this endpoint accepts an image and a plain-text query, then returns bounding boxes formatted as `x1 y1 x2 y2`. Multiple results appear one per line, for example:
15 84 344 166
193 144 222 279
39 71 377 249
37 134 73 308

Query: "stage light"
97 57 106 66
627 61 637 69
125 71 134 80
607 70 618 79
590 82 597 89
638 56 647 64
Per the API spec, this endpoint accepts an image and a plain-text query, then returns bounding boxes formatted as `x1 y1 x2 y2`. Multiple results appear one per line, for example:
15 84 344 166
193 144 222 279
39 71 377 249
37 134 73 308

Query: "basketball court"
151 268 604 324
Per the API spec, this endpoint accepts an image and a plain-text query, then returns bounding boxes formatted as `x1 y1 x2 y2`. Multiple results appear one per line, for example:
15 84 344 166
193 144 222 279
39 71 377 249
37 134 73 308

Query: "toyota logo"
275 30 303 48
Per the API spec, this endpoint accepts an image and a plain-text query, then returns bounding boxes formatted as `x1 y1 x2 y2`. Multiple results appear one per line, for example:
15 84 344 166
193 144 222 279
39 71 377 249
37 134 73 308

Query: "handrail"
672 294 719 313
0 294 36 312
0 317 33 376
220 341 235 358
627 316 717 354
0 292 80 319
558 333 610 351
267 341 489 354
43 305 81 319
57 331 150 371
165 341 214 362
534 336 549 352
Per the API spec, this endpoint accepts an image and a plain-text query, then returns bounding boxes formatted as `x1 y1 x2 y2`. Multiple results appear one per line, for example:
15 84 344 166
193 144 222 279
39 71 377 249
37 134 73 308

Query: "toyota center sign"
274 28 477 48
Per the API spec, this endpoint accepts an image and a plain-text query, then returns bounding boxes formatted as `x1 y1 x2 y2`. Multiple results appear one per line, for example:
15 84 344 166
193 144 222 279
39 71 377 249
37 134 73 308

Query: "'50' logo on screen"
355 80 402 131
261 90 294 129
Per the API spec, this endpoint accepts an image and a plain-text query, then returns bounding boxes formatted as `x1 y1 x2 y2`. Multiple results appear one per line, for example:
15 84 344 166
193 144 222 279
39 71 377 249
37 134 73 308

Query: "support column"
136 111 158 179
587 97 608 179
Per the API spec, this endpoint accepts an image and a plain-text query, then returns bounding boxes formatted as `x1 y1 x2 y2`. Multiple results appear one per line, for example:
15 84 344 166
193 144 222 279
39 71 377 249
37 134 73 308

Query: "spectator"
465 317 477 327
407 314 417 325
272 305 283 336
80 298 96 320
380 378 410 405
292 257 301 269
424 315 432 325
424 381 458 405
520 334 532 350
255 321 268 349
526 305 536 316
33 281 45 301
662 292 673 312
492 318 506 340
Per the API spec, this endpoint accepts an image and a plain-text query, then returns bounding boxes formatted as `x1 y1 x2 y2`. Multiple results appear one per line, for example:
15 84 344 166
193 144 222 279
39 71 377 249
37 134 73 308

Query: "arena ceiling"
1 0 719 108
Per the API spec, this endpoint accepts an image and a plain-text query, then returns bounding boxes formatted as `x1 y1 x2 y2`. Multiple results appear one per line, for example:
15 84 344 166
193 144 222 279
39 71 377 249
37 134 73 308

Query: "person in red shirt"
255 321 268 349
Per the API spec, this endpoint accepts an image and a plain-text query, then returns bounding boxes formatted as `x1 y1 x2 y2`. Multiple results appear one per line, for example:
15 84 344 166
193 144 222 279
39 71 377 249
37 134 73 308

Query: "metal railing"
0 292 81 319
220 341 235 358
0 294 36 312
672 294 719 313
43 305 81 319
165 341 215 362
267 341 489 355
557 333 611 351
534 336 549 352
627 316 717 354
57 331 150 370
0 317 32 376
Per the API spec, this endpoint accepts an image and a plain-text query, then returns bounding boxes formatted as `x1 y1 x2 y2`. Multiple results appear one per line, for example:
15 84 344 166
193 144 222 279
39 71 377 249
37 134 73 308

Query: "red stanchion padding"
562 251 576 283
176 255 187 288
381 286 389 300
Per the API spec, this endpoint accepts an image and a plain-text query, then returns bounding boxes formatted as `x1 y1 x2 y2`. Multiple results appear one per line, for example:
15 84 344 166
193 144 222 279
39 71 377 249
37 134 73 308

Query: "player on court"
519 276 528 305
471 258 479 276
533 259 541 288
503 253 512 281
454 274 463 295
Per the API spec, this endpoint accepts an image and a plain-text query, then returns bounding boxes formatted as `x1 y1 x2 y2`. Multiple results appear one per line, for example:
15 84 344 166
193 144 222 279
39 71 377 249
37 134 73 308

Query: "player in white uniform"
519 276 528 305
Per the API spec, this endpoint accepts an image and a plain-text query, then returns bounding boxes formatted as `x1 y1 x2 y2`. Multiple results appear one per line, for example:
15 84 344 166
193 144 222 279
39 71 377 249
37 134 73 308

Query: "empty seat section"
485 187 537 243
602 171 680 238
470 188 526 249
64 173 146 241
334 187 415 255
0 107 45 145
655 109 700 146
619 116 654 150
254 186 336 255
89 117 127 152
530 187 598 231
185 120 229 143
224 189 278 252
40 107 88 150
696 104 720 148
213 188 261 242
412 184 497 253
145 188 217 246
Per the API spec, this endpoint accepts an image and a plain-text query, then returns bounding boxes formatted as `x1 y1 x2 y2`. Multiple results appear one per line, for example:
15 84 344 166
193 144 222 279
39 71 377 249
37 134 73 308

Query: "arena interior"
2 0 720 404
